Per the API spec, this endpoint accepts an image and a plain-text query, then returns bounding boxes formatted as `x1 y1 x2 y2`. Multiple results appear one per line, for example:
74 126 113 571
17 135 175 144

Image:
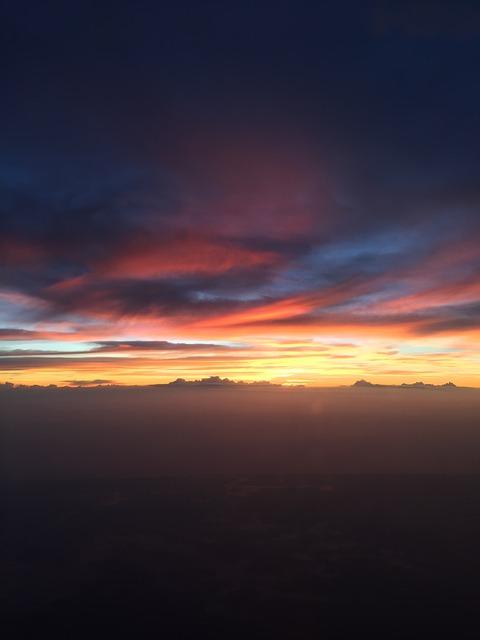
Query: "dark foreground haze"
2 385 480 479
2 386 480 639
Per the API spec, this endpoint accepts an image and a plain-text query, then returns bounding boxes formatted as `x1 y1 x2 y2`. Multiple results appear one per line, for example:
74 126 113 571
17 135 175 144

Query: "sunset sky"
2 0 480 387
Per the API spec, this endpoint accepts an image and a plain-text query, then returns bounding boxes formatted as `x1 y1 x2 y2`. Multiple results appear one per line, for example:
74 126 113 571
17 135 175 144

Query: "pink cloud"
97 231 279 278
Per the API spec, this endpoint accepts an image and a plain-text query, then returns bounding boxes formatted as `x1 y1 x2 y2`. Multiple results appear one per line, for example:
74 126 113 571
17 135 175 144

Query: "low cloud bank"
352 380 459 389
166 376 281 387
1 385 480 480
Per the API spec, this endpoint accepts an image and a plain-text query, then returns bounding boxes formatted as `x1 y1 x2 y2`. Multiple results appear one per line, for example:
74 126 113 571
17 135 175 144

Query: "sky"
1 0 480 387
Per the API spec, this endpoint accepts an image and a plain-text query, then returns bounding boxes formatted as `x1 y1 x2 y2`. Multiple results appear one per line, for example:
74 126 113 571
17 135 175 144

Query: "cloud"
352 379 459 389
0 340 240 361
0 356 145 371
168 376 237 386
97 231 279 279
64 379 113 387
0 349 82 357
40 276 246 321
0 328 42 339
413 302 480 335
167 376 279 387
90 340 237 353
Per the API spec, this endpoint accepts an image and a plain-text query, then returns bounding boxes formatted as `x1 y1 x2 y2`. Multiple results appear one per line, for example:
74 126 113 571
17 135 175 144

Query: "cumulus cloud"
167 376 279 386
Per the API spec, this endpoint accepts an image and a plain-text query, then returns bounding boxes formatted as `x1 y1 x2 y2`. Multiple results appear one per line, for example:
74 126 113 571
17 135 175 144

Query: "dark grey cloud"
0 349 82 357
64 379 113 387
0 356 136 371
0 328 41 339
414 302 480 335
92 341 237 353
40 277 246 320
0 341 240 360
